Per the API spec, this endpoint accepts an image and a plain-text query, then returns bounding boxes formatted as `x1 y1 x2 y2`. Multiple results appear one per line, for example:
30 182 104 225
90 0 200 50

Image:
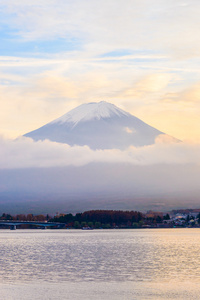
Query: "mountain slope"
24 101 166 149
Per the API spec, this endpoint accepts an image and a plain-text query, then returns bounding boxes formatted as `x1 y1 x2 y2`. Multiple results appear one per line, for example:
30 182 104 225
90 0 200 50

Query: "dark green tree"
163 213 170 220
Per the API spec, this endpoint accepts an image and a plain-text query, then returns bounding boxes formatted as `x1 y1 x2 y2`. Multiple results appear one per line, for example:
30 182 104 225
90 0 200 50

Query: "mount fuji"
24 101 172 149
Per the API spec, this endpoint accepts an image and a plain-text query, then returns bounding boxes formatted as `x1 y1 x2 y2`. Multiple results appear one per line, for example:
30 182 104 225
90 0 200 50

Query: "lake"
0 228 200 299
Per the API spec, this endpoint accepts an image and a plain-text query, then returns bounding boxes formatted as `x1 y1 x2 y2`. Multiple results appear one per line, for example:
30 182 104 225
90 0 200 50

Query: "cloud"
0 136 199 213
119 73 175 100
163 82 200 104
1 0 200 58
0 136 199 169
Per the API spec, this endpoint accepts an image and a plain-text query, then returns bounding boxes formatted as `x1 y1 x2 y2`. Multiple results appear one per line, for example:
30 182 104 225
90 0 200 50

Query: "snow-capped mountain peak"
51 101 130 126
24 101 176 149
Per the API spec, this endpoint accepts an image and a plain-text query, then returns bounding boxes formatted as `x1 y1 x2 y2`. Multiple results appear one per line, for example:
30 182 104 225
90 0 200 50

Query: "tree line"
0 210 171 229
51 210 161 228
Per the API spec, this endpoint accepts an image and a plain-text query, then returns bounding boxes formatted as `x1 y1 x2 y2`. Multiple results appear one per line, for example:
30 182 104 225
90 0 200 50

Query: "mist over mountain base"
0 163 199 214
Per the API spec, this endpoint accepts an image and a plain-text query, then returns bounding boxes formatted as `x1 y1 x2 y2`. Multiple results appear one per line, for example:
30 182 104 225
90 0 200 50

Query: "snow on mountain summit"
51 101 130 126
24 101 175 149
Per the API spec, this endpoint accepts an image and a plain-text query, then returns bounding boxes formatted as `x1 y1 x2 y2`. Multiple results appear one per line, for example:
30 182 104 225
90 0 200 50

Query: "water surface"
0 228 200 299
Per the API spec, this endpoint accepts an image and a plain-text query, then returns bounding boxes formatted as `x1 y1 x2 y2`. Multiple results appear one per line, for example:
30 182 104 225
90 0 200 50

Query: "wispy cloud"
1 0 200 58
118 74 175 99
163 82 200 104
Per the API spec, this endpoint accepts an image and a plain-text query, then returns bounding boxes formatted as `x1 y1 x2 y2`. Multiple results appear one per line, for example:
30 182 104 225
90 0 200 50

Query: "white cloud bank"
0 136 199 169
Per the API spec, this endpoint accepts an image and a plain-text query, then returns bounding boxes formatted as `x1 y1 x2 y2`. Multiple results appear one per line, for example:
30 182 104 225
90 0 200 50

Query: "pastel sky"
0 0 200 142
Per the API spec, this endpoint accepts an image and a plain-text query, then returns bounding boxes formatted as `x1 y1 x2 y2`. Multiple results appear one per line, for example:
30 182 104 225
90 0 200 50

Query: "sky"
0 0 200 142
0 0 200 213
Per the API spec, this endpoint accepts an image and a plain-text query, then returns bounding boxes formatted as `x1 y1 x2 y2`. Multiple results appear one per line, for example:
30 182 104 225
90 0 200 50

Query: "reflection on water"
0 229 200 299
